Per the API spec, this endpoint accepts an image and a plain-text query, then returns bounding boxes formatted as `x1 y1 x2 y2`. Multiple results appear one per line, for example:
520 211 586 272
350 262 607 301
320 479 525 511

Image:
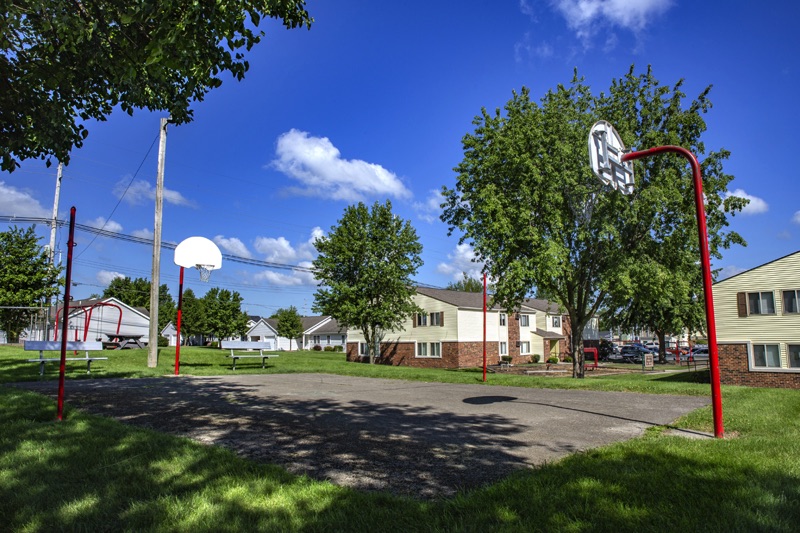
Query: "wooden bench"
220 341 278 370
24 341 107 375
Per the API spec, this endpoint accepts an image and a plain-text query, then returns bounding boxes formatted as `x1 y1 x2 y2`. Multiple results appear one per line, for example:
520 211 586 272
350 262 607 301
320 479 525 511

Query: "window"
416 313 428 327
748 292 775 315
430 312 441 326
499 342 508 355
416 342 442 358
520 314 530 327
784 290 800 314
499 313 507 326
313 335 320 344
326 335 331 345
789 345 800 369
359 343 368 355
552 316 561 328
753 344 781 368
520 341 530 354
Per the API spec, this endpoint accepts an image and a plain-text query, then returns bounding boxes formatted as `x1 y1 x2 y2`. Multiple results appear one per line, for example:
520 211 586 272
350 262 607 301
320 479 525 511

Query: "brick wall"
719 343 800 389
347 340 499 368
509 314 521 363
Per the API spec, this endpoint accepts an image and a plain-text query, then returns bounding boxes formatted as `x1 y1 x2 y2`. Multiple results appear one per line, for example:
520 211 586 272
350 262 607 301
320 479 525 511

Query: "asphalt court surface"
14 373 711 498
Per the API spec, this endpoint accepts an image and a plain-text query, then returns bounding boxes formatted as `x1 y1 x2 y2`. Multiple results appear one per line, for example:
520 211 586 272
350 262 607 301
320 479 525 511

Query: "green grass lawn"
1 345 799 531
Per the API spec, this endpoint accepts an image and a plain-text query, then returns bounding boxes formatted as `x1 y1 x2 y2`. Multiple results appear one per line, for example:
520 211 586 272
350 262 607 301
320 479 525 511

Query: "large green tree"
274 306 303 350
202 288 248 344
102 276 175 331
445 273 485 293
178 288 205 343
441 67 746 378
1 1 313 172
0 226 61 342
313 201 423 364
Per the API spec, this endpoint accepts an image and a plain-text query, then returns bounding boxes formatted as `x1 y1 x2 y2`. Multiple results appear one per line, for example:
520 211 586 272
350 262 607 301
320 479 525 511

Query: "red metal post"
622 146 724 438
175 266 184 375
483 272 487 382
57 207 77 421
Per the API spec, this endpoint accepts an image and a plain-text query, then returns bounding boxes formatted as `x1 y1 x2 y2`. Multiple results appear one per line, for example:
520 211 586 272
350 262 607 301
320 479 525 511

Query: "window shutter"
736 292 748 317
412 313 417 328
439 312 444 327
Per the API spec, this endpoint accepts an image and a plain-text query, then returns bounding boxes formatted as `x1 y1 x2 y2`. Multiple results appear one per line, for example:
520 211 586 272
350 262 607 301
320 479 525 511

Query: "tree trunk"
569 313 586 379
657 330 667 364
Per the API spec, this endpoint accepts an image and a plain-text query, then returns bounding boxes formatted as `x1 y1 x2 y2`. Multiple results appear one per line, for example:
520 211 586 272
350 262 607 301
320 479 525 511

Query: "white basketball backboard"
174 236 222 270
588 121 634 194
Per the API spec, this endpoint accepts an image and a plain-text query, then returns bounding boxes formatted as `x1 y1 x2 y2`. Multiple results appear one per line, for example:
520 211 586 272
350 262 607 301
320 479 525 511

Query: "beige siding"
347 293 459 344
457 309 503 342
714 252 800 368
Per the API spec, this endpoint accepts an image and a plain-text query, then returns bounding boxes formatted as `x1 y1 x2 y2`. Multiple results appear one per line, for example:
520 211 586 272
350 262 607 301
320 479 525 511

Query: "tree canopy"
441 66 746 377
445 273 485 293
274 306 303 350
0 226 61 342
313 201 423 363
201 288 248 344
1 1 313 171
102 276 175 331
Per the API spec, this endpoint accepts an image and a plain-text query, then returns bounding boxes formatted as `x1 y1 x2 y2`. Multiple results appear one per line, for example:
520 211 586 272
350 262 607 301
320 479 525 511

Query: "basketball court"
14 373 711 499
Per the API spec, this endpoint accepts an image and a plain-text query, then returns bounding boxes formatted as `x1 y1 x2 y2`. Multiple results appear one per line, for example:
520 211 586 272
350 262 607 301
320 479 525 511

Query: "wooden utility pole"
46 162 63 340
148 118 168 368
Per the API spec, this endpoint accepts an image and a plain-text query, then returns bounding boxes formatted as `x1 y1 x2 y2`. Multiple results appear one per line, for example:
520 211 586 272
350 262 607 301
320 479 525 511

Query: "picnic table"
105 335 146 349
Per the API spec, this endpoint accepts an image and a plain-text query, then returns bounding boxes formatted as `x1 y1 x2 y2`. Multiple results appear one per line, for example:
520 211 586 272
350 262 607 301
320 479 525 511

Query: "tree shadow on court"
11 377 539 500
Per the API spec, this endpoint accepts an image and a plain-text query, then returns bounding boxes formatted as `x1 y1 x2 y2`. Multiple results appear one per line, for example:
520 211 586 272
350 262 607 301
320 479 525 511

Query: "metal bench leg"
87 360 92 374
39 361 45 376
261 357 266 369
232 357 237 371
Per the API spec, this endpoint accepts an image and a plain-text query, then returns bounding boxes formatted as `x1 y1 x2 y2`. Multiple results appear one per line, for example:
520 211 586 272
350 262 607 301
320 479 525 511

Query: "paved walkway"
13 374 710 499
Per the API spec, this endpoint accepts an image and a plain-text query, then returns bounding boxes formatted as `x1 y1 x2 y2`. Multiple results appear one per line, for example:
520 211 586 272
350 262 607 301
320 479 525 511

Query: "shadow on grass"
653 370 710 384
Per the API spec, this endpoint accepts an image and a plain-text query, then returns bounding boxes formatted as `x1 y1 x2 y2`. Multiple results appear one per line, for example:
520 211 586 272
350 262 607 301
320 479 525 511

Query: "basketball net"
196 264 213 282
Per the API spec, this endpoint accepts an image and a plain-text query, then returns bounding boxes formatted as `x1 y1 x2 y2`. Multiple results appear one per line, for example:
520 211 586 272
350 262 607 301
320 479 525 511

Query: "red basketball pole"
482 272 487 382
57 207 77 421
622 146 724 438
174 266 184 375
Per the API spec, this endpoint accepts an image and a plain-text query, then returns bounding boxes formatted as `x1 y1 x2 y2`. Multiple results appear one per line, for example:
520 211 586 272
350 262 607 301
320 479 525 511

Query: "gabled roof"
307 318 345 334
714 249 800 285
414 287 563 314
261 315 333 335
57 297 150 321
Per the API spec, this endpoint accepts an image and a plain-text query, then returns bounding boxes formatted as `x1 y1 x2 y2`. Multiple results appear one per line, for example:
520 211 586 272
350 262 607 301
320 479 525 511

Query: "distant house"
345 287 579 368
246 315 346 350
713 250 800 389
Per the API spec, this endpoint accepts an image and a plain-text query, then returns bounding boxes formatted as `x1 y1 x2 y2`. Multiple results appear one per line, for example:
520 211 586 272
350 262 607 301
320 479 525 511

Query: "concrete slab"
11 374 710 499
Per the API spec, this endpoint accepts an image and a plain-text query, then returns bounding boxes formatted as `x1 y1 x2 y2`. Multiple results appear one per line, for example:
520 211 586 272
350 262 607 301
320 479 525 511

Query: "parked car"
687 347 709 359
620 345 650 364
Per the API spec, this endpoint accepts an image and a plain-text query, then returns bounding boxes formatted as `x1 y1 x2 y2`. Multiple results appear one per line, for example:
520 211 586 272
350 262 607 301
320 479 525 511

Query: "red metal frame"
54 302 122 342
175 266 185 375
482 273 487 382
57 207 76 421
622 146 724 438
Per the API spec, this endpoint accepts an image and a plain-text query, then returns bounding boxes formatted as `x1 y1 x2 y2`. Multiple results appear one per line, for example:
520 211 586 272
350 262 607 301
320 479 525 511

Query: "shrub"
312 345 322 351
333 345 344 352
157 336 169 347
323 345 334 352
547 355 559 364
532 354 541 363
209 341 219 348
563 355 573 363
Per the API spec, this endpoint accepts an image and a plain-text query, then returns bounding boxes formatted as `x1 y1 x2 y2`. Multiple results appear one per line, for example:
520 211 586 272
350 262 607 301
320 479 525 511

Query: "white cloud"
131 228 153 240
96 270 125 286
86 216 123 233
437 243 485 281
414 190 444 223
214 235 252 258
0 181 50 218
272 129 412 202
514 33 554 63
724 189 769 215
254 261 316 286
113 179 195 207
254 227 324 263
792 211 800 225
717 265 746 280
519 0 536 19
550 0 673 40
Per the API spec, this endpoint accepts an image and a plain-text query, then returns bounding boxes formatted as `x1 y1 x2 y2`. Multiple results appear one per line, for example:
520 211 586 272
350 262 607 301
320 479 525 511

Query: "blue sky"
3 0 799 317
